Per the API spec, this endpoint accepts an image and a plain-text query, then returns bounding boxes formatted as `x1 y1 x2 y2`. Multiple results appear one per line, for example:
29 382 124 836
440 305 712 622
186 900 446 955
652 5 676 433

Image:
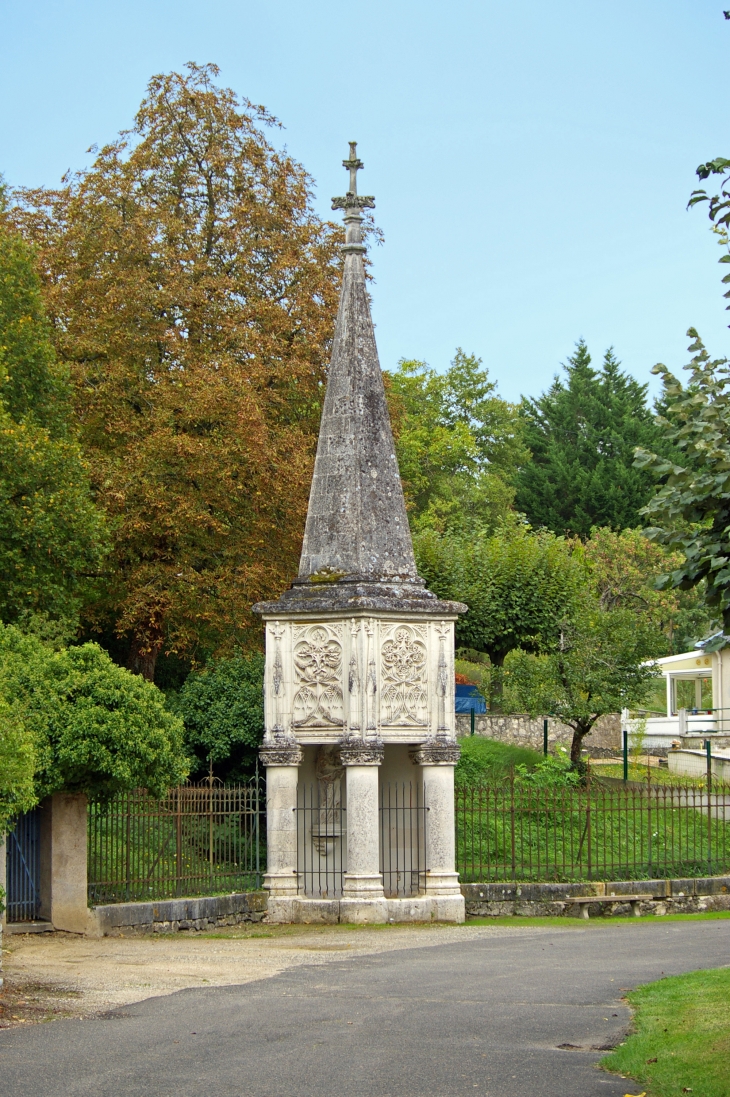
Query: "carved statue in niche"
380 625 428 726
312 745 345 855
292 626 344 727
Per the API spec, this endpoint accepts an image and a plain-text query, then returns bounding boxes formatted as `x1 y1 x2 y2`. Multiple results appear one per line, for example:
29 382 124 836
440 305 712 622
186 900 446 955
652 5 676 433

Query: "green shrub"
0 623 188 799
179 651 264 781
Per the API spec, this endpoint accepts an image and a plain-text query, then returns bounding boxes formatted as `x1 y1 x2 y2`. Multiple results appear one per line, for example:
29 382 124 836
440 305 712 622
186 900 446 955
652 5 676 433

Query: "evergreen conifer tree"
515 341 668 536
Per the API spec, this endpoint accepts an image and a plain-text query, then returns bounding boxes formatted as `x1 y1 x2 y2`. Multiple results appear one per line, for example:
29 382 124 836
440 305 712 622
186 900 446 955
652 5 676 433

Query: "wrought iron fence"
87 779 263 904
5 807 41 921
380 781 427 898
296 782 346 898
456 780 730 883
295 780 428 899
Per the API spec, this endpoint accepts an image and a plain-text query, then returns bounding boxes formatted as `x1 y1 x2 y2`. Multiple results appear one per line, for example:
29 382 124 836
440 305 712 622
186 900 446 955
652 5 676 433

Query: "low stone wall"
455 713 621 755
85 875 730 932
88 891 268 936
462 876 730 918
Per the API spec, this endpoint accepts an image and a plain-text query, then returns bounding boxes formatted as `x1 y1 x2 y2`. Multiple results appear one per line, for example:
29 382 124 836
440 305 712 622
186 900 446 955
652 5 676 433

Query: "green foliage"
386 350 525 533
0 624 188 799
690 156 730 323
0 698 36 833
584 526 715 655
601 967 730 1097
514 748 581 788
0 214 107 632
636 330 730 630
415 523 585 709
455 737 542 786
516 341 671 537
178 651 264 781
505 601 660 763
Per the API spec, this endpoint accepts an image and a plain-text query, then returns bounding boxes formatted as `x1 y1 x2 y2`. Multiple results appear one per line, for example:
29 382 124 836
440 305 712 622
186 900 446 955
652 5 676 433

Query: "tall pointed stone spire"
299 142 415 582
254 143 464 617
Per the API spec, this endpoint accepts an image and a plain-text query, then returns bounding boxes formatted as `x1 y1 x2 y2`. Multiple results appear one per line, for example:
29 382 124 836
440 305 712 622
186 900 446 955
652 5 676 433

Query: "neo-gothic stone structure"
254 144 467 923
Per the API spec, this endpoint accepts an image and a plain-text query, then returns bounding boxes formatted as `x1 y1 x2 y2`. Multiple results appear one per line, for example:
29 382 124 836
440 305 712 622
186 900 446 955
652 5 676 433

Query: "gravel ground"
0 922 550 1026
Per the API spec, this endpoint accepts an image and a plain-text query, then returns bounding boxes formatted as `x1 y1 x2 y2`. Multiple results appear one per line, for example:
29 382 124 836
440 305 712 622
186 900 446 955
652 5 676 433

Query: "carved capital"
339 735 384 766
409 735 461 767
259 731 302 767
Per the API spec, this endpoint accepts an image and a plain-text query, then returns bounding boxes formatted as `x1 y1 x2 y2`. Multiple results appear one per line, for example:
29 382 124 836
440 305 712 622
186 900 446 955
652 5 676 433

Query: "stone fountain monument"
254 144 466 923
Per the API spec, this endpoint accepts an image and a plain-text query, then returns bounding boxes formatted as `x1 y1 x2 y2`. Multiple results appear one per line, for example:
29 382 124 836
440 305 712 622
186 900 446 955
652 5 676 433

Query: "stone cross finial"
332 140 375 213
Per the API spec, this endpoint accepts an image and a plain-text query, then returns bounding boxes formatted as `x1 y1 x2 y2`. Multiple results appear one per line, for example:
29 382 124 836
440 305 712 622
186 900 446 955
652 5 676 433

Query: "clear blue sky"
1 0 728 402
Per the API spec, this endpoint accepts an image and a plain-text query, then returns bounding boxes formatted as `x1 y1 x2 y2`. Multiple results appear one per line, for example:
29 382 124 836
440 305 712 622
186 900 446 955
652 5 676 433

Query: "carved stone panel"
292 625 345 728
380 623 428 727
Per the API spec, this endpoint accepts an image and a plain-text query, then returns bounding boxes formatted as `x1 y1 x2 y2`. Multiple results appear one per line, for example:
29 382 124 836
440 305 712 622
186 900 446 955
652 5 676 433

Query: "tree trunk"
126 632 163 682
569 721 594 776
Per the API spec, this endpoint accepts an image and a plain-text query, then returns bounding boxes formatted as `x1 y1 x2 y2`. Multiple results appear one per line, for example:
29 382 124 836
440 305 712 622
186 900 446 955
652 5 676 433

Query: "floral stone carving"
380 625 428 726
292 625 344 728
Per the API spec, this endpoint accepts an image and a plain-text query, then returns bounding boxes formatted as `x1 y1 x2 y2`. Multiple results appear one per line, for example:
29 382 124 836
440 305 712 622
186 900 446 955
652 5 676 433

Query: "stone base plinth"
265 894 465 925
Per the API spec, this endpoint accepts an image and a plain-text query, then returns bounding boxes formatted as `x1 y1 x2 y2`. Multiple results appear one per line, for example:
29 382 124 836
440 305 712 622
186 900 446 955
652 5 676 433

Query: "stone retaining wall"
83 875 730 933
455 713 621 755
461 876 730 918
88 891 268 936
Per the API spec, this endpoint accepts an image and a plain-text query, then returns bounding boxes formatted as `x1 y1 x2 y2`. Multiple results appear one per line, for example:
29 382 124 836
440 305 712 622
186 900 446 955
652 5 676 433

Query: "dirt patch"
0 921 546 1026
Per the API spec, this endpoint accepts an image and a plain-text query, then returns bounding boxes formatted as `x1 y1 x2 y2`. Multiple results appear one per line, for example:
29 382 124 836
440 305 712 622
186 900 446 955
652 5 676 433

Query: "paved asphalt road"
1 921 729 1097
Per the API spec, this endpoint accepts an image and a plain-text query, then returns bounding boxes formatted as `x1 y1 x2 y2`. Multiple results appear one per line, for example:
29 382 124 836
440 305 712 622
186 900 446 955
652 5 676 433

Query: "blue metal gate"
5 808 41 921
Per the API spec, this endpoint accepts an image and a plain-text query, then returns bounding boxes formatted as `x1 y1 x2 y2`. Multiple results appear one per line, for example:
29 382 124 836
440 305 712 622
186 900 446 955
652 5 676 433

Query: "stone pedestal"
411 737 465 922
260 736 302 917
39 793 90 933
340 738 387 923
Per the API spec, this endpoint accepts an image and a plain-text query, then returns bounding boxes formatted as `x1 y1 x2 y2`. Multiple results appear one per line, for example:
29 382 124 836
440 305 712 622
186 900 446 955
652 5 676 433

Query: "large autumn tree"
12 64 342 679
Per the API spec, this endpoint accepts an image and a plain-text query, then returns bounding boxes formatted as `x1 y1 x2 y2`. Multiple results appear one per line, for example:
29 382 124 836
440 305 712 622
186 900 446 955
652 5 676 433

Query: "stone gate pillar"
260 734 302 919
340 738 387 922
411 737 465 922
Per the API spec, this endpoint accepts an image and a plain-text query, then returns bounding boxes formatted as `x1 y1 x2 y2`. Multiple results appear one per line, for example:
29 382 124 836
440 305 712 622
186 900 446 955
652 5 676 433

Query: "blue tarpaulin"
455 683 487 714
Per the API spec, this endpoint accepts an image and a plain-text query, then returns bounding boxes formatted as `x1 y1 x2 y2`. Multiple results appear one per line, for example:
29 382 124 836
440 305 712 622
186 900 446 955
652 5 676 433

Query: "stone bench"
570 894 653 919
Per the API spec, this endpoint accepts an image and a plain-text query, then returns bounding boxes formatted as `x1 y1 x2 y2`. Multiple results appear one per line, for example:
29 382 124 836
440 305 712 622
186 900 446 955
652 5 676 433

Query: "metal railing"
87 779 263 904
296 782 346 898
456 779 730 883
295 780 428 899
380 781 427 898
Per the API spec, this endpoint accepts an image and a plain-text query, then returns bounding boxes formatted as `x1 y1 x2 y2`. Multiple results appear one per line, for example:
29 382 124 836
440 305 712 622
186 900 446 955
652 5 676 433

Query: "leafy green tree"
635 330 730 631
178 652 264 782
0 624 188 799
414 522 585 708
0 205 107 632
585 527 716 655
515 341 669 536
386 350 525 532
689 157 730 323
0 700 36 832
506 601 659 766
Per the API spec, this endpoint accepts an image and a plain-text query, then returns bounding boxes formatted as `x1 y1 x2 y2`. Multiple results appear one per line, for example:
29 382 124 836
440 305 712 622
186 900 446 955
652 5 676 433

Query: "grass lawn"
601 966 730 1097
455 737 543 784
597 763 709 789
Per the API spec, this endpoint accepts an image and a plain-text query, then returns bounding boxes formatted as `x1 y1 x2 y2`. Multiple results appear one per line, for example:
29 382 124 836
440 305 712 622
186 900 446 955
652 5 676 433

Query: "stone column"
259 735 302 918
39 792 90 933
411 736 465 922
340 737 387 922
